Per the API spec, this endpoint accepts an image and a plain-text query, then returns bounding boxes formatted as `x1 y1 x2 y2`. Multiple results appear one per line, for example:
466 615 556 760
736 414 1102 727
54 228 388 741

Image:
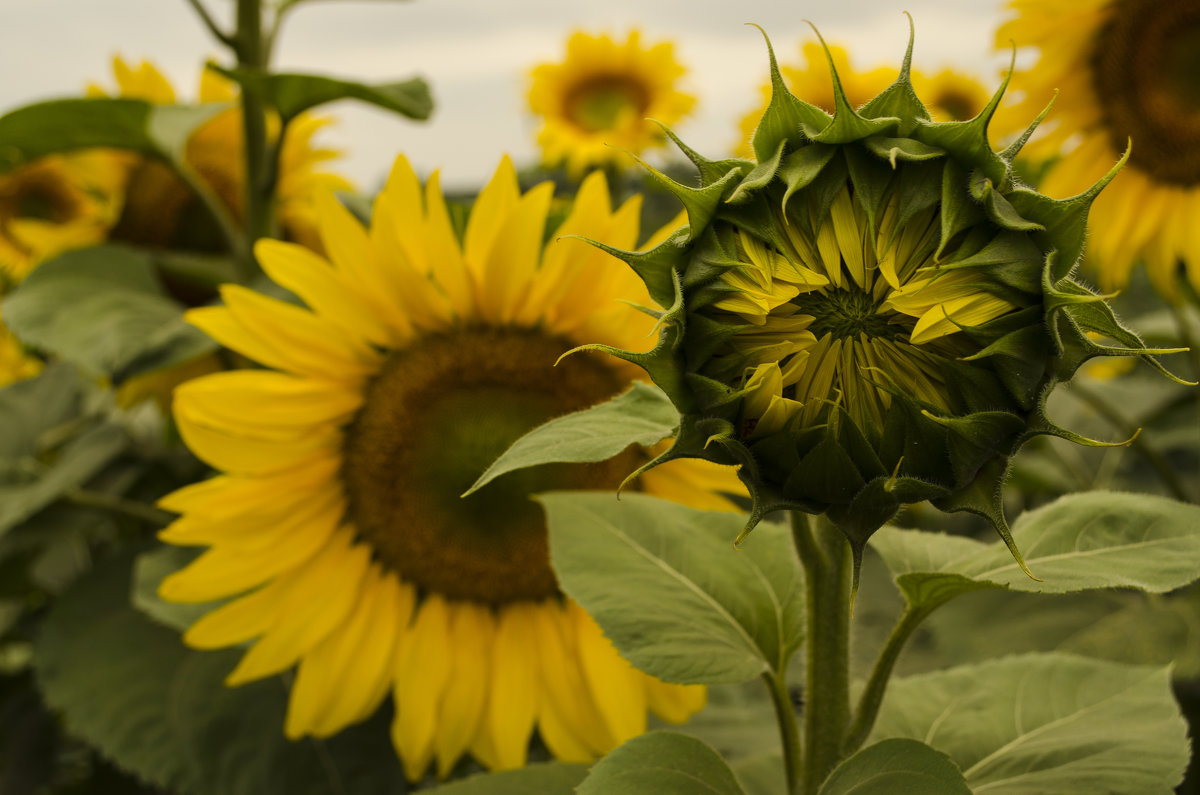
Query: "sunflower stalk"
793 511 853 794
764 670 802 794
234 0 272 282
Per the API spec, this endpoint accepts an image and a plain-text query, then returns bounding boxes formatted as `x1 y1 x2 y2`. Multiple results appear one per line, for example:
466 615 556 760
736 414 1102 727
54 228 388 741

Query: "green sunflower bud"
580 22 1191 578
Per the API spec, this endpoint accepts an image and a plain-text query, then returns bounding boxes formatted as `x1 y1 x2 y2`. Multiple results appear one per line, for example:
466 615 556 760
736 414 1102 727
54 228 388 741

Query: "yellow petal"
483 601 541 770
571 602 646 746
434 601 495 777
644 676 707 724
530 600 612 761
392 595 453 782
224 529 370 685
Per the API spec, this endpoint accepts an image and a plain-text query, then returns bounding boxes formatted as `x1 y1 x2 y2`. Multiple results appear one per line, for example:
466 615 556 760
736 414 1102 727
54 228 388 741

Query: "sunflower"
0 151 124 284
734 42 991 159
528 30 696 177
0 308 40 388
996 0 1200 300
157 156 738 781
89 57 350 251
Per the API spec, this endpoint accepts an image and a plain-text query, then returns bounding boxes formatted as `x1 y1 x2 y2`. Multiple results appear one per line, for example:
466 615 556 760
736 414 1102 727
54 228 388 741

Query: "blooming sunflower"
157 156 737 780
0 151 124 284
89 57 350 251
734 42 991 159
528 30 696 178
996 0 1200 300
0 308 40 388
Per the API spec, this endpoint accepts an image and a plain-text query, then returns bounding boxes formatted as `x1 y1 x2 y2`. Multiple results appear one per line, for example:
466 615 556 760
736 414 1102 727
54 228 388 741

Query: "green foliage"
466 383 677 495
34 550 411 795
872 492 1200 613
1 246 215 380
818 739 970 795
212 67 432 123
870 653 1189 793
576 732 746 795
0 98 226 172
540 492 804 683
131 544 208 632
425 764 588 794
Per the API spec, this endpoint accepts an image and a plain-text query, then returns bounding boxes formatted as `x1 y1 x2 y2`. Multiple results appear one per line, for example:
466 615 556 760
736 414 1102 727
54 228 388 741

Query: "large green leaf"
0 363 87 462
214 67 432 122
0 98 226 172
871 492 1200 612
818 739 970 795
426 764 588 794
2 245 215 379
540 492 804 684
869 653 1188 794
34 551 410 795
577 732 746 795
131 544 209 632
466 383 677 496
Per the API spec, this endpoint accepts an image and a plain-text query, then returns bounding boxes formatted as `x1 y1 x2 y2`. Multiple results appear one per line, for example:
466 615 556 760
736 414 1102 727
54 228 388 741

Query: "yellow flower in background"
89 57 351 252
0 308 41 388
0 152 124 284
157 156 740 780
996 0 1200 300
734 42 991 158
528 30 696 177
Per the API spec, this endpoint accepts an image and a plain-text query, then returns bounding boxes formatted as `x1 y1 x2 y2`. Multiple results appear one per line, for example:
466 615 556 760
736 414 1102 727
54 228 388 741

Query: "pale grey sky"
0 0 1012 189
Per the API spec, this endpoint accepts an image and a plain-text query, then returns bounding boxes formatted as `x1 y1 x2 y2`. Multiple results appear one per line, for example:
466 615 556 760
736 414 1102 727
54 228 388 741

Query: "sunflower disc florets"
584 23 1188 576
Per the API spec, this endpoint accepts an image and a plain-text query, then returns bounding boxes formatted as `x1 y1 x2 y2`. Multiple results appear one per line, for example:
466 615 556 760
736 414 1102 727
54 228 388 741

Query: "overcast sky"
0 0 1012 190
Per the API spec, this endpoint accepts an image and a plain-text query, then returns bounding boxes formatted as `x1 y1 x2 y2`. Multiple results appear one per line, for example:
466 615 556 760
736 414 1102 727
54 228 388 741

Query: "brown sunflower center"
932 90 979 122
341 327 637 604
1093 0 1200 184
0 165 84 228
564 75 650 132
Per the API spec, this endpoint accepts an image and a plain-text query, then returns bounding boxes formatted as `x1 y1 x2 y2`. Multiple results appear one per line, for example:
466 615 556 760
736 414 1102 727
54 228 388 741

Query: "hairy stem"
843 605 926 755
793 511 852 794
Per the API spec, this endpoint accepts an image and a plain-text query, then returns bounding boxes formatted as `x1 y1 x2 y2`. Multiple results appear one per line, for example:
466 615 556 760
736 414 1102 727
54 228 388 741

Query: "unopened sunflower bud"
582 23 1191 577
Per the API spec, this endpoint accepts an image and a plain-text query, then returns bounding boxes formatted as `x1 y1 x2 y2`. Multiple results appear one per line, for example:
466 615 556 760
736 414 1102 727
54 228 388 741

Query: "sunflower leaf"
818 739 970 795
0 98 155 171
425 764 588 794
464 382 678 496
540 492 804 683
868 653 1188 794
577 732 747 795
34 550 413 795
871 491 1200 615
1 245 215 380
131 544 210 633
211 66 432 122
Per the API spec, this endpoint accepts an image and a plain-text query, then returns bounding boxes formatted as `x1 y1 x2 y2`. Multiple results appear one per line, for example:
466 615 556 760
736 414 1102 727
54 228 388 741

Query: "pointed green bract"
585 22 1185 579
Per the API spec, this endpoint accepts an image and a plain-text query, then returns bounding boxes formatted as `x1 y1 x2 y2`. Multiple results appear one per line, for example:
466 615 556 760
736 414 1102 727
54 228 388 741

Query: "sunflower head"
586 24 1187 573
528 30 696 178
91 57 351 252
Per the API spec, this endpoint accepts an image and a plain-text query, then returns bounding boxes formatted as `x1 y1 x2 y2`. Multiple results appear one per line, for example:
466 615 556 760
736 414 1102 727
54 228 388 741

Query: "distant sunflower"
0 152 124 284
735 42 991 158
0 309 40 388
528 30 696 177
89 57 350 251
997 0 1200 300
158 156 737 780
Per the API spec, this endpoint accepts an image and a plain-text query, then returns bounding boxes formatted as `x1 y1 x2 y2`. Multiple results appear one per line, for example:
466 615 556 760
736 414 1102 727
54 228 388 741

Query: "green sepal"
633 155 741 242
1007 144 1130 280
920 409 1025 484
936 159 986 261
931 456 1039 581
863 136 946 167
779 143 838 218
910 65 1012 188
784 430 867 505
968 171 1045 232
858 12 929 135
1000 90 1058 163
804 26 900 144
799 152 851 242
727 139 786 204
1023 388 1140 449
885 160 943 252
657 121 752 187
877 398 952 481
937 231 1045 297
957 318 1052 409
580 231 687 309
748 25 832 161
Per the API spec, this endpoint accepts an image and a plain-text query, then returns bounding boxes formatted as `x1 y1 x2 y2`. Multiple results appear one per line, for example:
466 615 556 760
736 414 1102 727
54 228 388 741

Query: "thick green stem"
793 512 853 794
842 605 925 755
765 672 802 794
235 0 270 282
